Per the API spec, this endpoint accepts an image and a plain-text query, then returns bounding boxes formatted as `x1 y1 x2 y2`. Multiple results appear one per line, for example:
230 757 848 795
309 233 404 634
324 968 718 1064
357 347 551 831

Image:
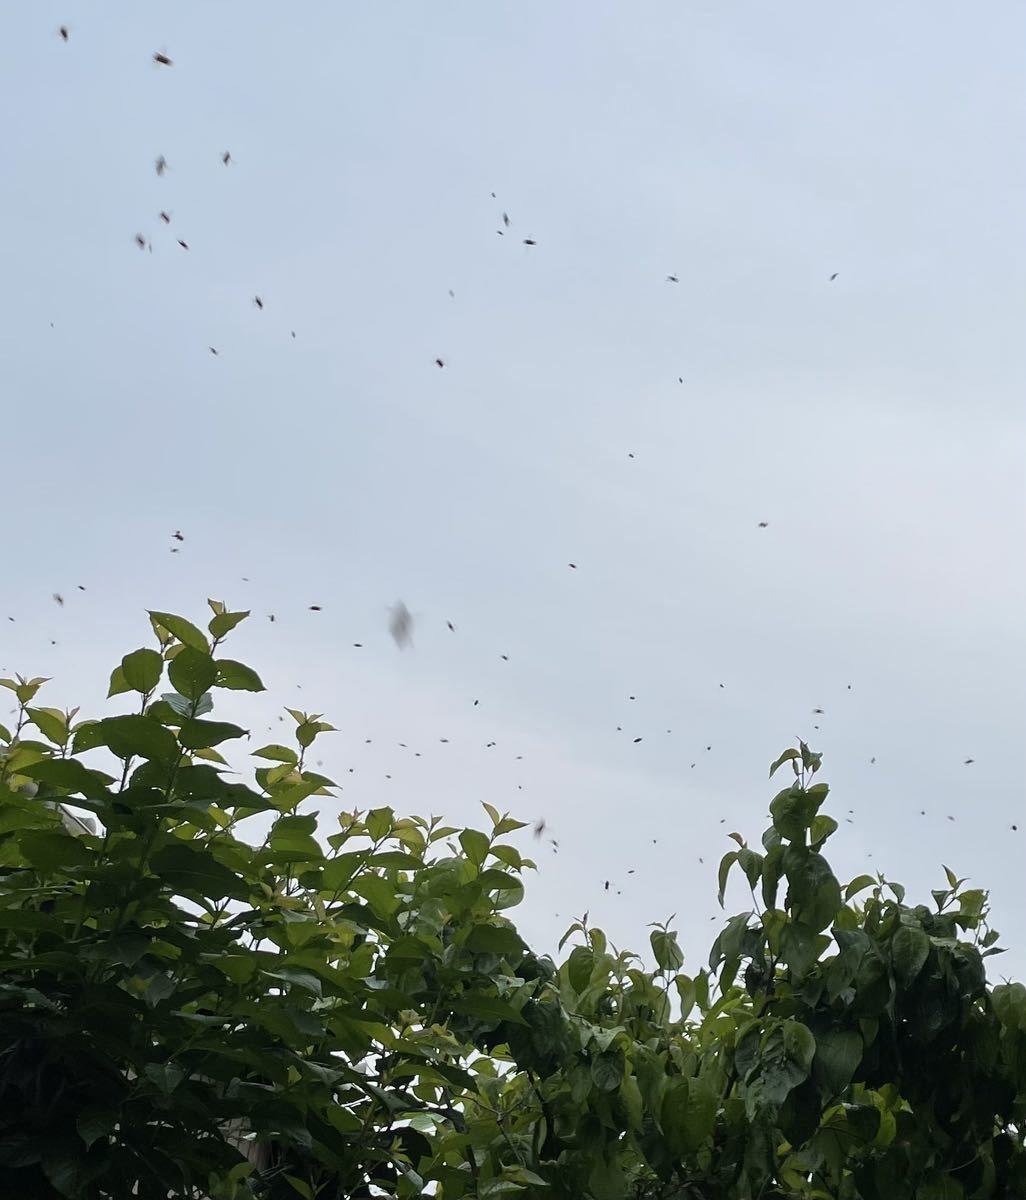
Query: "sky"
1 3 1024 974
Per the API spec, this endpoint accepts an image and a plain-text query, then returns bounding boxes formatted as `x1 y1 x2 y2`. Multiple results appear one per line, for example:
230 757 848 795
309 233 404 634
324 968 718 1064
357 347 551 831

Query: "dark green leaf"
892 925 931 986
215 658 265 692
591 1048 625 1092
96 714 179 763
168 646 217 700
459 828 490 865
149 611 209 651
19 829 91 871
121 647 163 693
178 719 247 750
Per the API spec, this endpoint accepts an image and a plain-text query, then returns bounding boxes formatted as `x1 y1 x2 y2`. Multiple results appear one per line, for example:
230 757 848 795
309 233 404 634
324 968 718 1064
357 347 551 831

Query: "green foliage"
0 609 1024 1199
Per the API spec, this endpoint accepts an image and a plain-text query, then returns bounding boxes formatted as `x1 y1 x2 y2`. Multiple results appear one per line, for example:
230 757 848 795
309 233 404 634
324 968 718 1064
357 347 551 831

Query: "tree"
1 604 1023 1199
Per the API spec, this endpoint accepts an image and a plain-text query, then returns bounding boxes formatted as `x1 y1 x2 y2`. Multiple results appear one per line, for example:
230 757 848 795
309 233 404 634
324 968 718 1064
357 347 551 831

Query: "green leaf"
96 714 179 763
892 925 931 986
782 1020 817 1072
460 828 490 866
717 850 738 906
76 1106 116 1149
121 647 163 693
465 923 525 957
253 744 298 764
168 646 217 700
178 719 247 750
813 1029 862 1096
651 928 685 971
845 874 877 901
283 1177 314 1200
149 842 248 900
591 1048 625 1092
209 610 250 638
19 829 91 871
449 993 527 1025
215 658 265 692
107 664 131 697
365 806 394 841
769 748 800 778
149 611 209 651
27 706 68 747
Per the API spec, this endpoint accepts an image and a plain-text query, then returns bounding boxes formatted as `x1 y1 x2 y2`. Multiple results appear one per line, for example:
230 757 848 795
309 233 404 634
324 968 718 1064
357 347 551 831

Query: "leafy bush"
1 604 1024 1199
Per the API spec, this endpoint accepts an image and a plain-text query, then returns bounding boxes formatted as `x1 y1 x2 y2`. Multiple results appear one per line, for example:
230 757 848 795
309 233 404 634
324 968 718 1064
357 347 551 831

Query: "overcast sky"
2 3 1024 974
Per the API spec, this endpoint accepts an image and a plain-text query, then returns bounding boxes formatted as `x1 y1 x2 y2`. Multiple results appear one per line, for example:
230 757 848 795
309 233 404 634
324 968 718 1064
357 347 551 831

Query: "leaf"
460 828 490 865
782 1020 817 1072
465 923 525 957
813 1029 862 1096
27 706 68 747
591 1048 625 1092
284 1177 314 1200
149 842 248 900
651 928 685 971
107 664 131 697
149 610 209 651
121 648 163 693
209 610 250 638
892 925 931 986
19 829 91 871
168 646 218 700
76 1106 116 1149
215 659 265 692
845 874 877 901
769 748 800 778
253 744 298 764
449 993 527 1025
178 719 247 750
95 715 179 763
717 850 738 907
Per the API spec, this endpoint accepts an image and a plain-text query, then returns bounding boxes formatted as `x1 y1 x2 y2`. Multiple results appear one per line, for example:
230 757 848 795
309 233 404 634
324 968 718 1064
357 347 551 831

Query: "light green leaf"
168 646 217 700
215 658 265 692
149 611 209 651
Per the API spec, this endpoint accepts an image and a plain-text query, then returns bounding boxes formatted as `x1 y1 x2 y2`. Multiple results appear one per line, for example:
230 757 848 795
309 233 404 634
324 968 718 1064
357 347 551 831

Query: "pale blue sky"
2 3 1024 969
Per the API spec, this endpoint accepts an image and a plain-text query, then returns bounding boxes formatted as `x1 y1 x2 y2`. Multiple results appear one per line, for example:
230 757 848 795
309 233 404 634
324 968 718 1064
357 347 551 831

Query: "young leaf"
149 611 209 651
121 648 163 694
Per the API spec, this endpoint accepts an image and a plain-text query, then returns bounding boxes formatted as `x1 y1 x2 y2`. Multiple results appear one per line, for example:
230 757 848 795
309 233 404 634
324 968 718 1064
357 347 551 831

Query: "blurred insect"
253 296 264 310
964 758 975 765
500 654 509 661
533 819 546 838
52 593 64 606
502 212 510 227
633 737 642 744
389 601 413 648
134 233 147 250
177 239 189 250
155 155 168 176
829 273 839 281
666 274 679 283
813 707 824 715
77 585 85 591
172 531 184 542
604 881 610 891
309 605 322 612
435 358 445 368
209 347 218 355
153 52 173 66
568 563 577 569
758 521 769 528
222 151 232 165
159 211 171 224
523 238 536 246
59 26 69 41
268 614 275 622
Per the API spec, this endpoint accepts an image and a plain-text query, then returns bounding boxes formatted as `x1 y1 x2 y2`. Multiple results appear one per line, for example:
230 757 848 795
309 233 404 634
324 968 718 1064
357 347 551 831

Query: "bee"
447 620 455 631
53 593 64 606
829 272 839 281
502 212 510 227
153 52 173 66
253 295 264 310
155 155 168 177
172 530 184 541
309 605 322 612
159 211 171 224
758 521 769 528
209 347 218 355
666 274 679 283
522 238 536 246
435 358 445 368
177 239 189 250
533 819 546 838
222 151 232 165
59 26 69 41
633 737 642 744
134 233 147 250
